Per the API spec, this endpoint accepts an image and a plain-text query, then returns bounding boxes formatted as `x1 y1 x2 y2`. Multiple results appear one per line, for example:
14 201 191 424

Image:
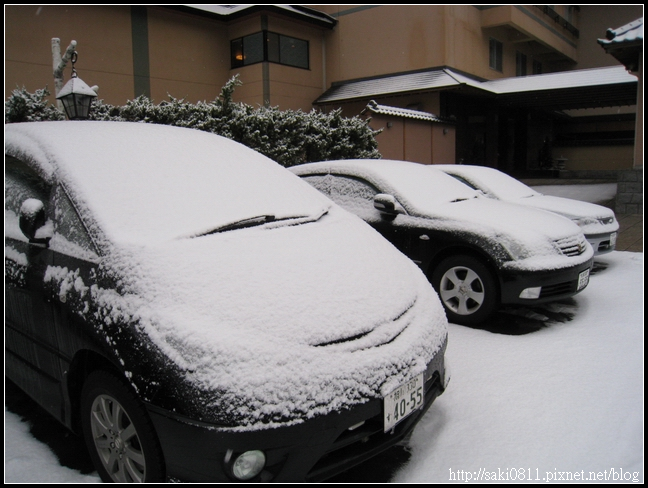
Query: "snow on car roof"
5 121 330 245
292 159 480 211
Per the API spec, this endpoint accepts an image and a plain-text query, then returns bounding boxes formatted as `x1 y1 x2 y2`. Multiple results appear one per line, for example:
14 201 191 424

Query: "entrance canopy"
315 65 638 111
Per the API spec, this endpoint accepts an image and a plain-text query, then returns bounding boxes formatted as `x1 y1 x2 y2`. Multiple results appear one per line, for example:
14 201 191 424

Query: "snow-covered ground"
4 183 643 483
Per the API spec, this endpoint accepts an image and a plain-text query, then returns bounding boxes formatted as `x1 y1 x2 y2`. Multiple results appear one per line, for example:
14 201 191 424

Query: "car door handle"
419 234 430 241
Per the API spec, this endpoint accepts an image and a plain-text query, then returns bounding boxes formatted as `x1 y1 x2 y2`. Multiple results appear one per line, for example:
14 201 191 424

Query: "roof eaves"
597 17 643 46
171 5 337 29
361 100 454 123
314 67 480 105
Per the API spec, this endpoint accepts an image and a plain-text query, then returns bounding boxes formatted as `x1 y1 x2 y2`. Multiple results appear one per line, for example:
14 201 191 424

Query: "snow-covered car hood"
510 195 619 236
415 197 594 270
85 206 447 426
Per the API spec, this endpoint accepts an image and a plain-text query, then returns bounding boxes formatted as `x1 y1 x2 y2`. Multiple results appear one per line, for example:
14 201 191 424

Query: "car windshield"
355 161 480 212
9 122 330 245
451 167 540 200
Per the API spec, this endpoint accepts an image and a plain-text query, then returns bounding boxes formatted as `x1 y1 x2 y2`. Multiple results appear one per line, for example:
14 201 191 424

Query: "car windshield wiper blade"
195 215 276 237
191 208 329 238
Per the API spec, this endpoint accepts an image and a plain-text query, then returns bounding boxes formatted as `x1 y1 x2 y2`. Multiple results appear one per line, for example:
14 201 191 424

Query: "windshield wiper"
190 207 330 238
195 214 276 237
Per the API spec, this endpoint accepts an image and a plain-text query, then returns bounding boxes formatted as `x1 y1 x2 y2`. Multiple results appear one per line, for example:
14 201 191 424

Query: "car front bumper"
499 258 593 306
586 231 617 256
146 342 447 482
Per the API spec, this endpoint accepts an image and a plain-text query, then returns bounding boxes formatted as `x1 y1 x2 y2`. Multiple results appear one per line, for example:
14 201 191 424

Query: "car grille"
305 371 443 482
539 280 576 298
554 234 588 257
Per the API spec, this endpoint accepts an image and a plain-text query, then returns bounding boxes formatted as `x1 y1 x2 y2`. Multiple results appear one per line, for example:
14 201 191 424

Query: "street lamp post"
56 51 97 120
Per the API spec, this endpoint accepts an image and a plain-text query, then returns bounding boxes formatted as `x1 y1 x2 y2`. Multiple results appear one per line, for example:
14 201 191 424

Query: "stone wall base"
616 168 643 215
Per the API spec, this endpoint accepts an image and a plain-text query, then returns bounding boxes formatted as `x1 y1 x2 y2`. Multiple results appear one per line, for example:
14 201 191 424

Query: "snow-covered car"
5 122 448 483
291 160 594 326
435 164 619 256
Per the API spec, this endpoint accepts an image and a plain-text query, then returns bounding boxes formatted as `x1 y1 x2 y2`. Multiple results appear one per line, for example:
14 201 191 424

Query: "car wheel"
431 255 498 325
80 371 165 483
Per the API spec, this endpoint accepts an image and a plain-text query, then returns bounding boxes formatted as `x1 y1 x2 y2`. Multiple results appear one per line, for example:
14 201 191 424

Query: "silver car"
436 164 619 256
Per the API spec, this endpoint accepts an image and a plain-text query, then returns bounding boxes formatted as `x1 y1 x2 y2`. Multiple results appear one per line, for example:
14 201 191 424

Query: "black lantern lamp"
56 51 97 120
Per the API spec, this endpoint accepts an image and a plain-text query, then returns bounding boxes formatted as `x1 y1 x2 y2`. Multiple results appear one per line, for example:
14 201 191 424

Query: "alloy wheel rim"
89 394 146 482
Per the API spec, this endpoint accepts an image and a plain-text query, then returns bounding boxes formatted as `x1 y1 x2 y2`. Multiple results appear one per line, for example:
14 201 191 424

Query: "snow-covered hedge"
4 87 65 123
5 77 381 167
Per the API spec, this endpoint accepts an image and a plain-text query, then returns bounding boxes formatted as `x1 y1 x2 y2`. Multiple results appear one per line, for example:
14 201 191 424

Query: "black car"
291 159 594 326
5 122 448 482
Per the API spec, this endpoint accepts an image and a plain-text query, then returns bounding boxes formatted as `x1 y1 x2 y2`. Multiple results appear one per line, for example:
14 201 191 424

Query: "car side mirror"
19 198 51 246
374 193 405 220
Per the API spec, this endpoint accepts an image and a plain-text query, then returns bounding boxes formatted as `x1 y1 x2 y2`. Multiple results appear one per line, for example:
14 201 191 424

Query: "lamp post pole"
52 38 77 112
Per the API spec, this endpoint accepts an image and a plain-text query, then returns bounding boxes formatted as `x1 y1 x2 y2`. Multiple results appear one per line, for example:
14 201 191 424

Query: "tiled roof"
597 17 643 72
315 68 483 104
361 100 452 123
598 17 643 46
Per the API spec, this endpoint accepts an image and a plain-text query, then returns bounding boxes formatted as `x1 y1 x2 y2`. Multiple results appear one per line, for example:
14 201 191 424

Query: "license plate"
384 373 424 432
610 232 618 247
577 268 590 291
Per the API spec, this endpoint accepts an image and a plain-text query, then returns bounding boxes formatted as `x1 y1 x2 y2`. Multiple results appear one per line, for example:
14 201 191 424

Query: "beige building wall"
558 146 635 171
314 5 448 84
5 6 330 110
576 5 645 70
5 5 135 105
634 55 643 169
265 16 328 111
146 7 230 103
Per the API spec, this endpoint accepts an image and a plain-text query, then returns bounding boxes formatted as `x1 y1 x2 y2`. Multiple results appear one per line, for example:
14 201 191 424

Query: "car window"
303 174 379 219
448 174 478 191
51 185 99 259
5 156 52 241
301 174 333 196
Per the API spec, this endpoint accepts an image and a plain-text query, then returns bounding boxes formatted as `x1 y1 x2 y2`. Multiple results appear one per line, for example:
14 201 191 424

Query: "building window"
231 31 309 69
489 38 503 72
532 59 543 75
516 51 527 76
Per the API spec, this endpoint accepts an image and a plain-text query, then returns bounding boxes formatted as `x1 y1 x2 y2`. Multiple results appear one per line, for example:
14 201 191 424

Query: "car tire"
80 370 165 483
431 255 498 325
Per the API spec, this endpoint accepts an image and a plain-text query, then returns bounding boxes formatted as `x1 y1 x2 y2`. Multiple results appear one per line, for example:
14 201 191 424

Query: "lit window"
231 31 309 69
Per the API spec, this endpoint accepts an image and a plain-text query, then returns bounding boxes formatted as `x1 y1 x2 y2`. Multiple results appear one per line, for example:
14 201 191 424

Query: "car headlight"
501 239 529 260
227 450 266 480
572 217 599 227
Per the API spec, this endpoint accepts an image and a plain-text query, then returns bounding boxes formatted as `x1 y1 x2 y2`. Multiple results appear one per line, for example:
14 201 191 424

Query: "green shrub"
6 76 381 166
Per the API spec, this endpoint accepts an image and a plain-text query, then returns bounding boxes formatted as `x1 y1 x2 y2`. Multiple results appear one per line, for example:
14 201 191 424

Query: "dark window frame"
489 37 503 72
231 30 309 70
516 51 527 76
